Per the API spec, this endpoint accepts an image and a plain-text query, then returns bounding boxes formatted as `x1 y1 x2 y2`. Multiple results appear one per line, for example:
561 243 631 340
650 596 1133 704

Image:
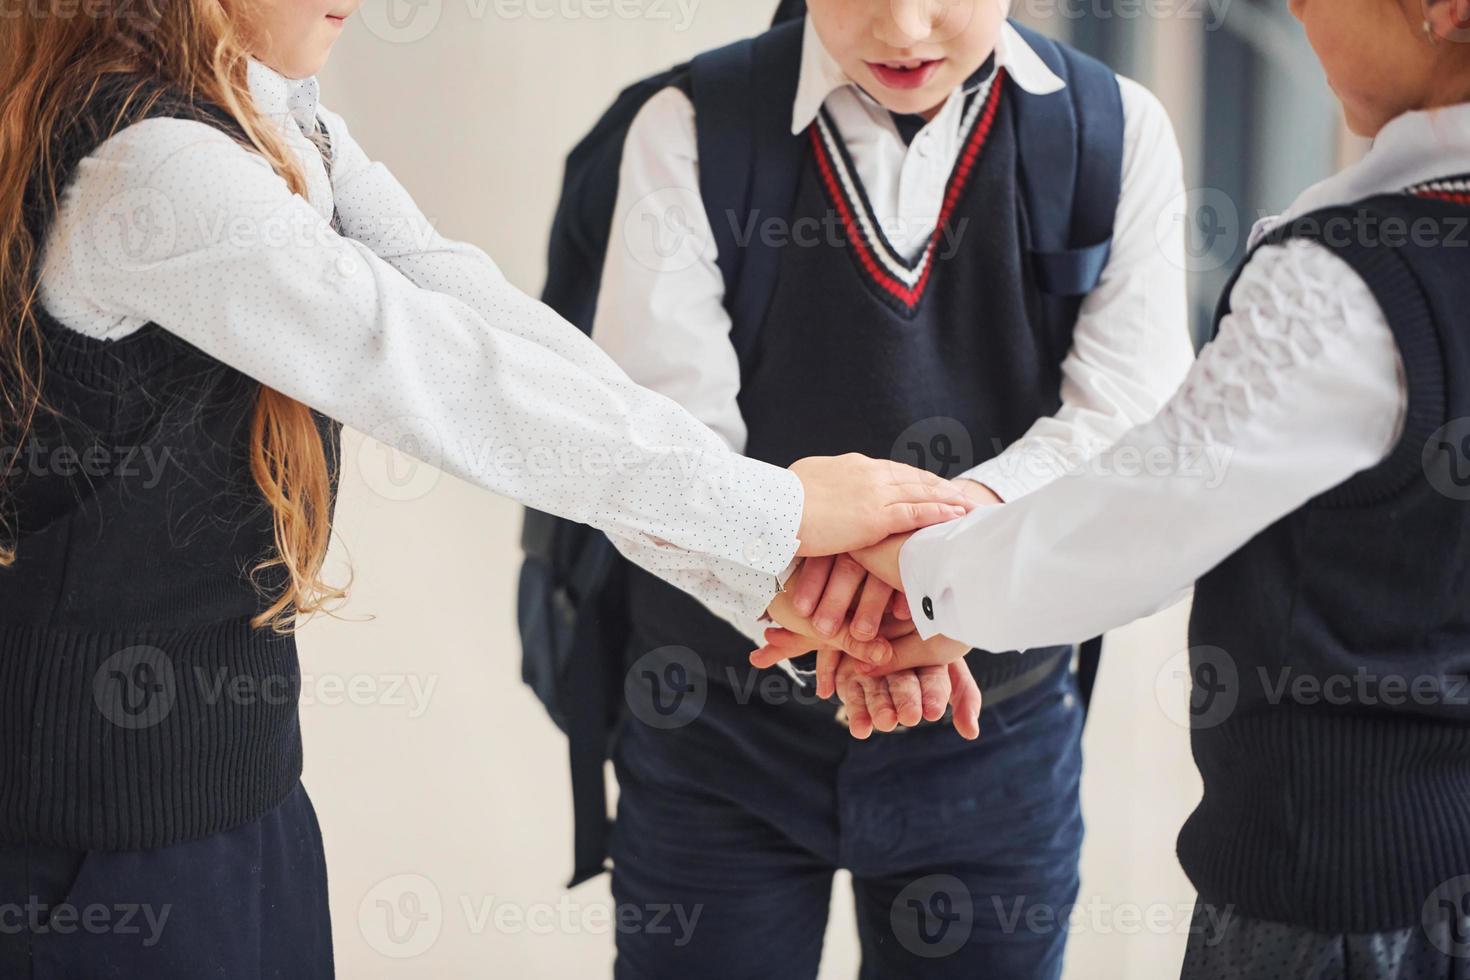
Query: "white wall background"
301 2 1203 976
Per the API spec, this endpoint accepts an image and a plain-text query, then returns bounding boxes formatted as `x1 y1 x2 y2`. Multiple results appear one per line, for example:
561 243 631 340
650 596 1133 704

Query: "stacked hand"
766 466 1001 739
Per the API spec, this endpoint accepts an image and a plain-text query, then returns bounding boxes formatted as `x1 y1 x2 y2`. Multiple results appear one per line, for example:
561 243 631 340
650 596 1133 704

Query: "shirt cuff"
899 520 967 642
719 456 804 576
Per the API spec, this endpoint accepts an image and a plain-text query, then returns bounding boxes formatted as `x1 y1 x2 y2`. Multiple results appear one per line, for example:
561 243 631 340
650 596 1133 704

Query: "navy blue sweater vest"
0 79 341 850
1182 191 1470 933
626 75 1075 692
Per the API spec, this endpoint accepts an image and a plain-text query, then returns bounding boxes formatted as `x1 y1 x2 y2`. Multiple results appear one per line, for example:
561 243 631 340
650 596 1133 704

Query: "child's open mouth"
866 58 945 91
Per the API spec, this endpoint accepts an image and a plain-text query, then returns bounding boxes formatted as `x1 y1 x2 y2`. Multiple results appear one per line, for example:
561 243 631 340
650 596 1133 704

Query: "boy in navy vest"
590 2 1191 975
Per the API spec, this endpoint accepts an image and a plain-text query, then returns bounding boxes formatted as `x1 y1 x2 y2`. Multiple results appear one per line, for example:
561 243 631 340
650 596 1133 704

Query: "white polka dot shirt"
37 60 803 632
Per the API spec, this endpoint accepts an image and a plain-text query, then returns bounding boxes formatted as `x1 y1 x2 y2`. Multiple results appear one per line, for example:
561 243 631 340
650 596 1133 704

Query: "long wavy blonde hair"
0 1 344 631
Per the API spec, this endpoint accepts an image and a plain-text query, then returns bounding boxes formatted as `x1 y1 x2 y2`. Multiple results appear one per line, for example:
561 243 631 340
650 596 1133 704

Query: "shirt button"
921 596 935 621
744 539 768 564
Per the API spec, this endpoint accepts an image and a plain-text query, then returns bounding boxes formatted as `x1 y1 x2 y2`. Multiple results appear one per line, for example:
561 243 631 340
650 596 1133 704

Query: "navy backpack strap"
1008 22 1124 297
688 19 807 371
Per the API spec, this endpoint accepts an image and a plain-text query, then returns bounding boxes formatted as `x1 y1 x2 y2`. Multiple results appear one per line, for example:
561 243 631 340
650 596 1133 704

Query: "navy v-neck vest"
0 77 341 850
626 75 1076 692
1182 190 1470 933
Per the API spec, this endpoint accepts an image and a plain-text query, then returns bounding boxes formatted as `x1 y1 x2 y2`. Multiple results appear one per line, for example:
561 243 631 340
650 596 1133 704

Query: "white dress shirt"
898 105 1470 652
593 18 1195 510
38 60 805 628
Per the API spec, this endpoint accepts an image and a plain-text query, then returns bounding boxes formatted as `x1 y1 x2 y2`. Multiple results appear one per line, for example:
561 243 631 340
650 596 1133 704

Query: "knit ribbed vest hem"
1177 708 1470 934
0 617 303 851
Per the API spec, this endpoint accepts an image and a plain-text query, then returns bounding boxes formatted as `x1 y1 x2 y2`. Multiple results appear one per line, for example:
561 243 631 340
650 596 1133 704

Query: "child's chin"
1337 97 1388 140
872 88 948 119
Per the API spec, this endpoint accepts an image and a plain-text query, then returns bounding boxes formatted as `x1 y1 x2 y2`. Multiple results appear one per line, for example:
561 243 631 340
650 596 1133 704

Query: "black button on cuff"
921 596 935 621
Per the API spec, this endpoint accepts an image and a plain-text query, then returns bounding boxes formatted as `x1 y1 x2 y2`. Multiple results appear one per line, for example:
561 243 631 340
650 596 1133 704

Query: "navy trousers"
0 782 333 979
610 658 1084 980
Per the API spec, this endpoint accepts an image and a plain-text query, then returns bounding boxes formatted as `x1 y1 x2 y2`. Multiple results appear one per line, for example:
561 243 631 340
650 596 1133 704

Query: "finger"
835 665 874 740
837 630 892 666
866 676 899 733
775 620 892 669
880 501 970 540
881 461 973 506
948 662 983 741
790 556 833 618
749 628 816 670
891 591 912 621
885 671 924 729
850 575 895 641
815 647 840 700
860 633 964 678
812 555 866 637
916 664 950 722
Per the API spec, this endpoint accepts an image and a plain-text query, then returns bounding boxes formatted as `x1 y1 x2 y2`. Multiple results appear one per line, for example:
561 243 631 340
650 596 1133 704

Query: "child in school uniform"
0 2 973 975
590 0 1193 975
765 0 1470 974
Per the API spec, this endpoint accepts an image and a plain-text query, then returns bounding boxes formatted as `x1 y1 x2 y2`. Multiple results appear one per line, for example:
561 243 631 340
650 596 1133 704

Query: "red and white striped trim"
808 72 1005 313
1409 176 1470 205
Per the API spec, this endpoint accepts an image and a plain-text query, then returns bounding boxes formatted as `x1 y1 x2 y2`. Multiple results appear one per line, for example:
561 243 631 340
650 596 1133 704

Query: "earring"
1424 18 1441 43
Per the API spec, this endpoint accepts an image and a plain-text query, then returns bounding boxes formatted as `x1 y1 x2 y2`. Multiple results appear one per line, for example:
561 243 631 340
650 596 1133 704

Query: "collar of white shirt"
246 59 322 135
1253 102 1470 246
789 16 1065 136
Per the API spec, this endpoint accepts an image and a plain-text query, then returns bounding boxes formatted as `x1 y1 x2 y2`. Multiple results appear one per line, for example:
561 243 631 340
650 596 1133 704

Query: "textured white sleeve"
900 240 1408 650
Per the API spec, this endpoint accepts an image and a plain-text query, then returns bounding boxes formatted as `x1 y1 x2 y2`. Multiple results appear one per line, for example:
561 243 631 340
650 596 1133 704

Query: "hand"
832 655 982 741
812 479 999 627
765 587 895 665
756 597 916 669
789 455 974 558
787 555 911 642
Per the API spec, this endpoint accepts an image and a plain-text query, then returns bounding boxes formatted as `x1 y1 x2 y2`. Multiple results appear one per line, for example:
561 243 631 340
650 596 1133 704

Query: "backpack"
520 6 1123 886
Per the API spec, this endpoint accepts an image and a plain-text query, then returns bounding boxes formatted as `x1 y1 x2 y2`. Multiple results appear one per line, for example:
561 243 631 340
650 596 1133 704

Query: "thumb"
948 662 982 741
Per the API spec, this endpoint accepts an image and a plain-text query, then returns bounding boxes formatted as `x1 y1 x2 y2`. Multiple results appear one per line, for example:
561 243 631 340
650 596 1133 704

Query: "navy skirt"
0 782 333 978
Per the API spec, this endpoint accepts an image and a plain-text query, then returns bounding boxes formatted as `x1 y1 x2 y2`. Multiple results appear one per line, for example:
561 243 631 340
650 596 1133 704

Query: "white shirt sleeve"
38 115 804 626
590 87 747 454
899 239 1409 651
315 104 791 624
960 77 1195 501
591 87 786 643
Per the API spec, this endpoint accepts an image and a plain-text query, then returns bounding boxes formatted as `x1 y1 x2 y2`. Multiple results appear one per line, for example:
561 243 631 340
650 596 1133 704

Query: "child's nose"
879 0 943 46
